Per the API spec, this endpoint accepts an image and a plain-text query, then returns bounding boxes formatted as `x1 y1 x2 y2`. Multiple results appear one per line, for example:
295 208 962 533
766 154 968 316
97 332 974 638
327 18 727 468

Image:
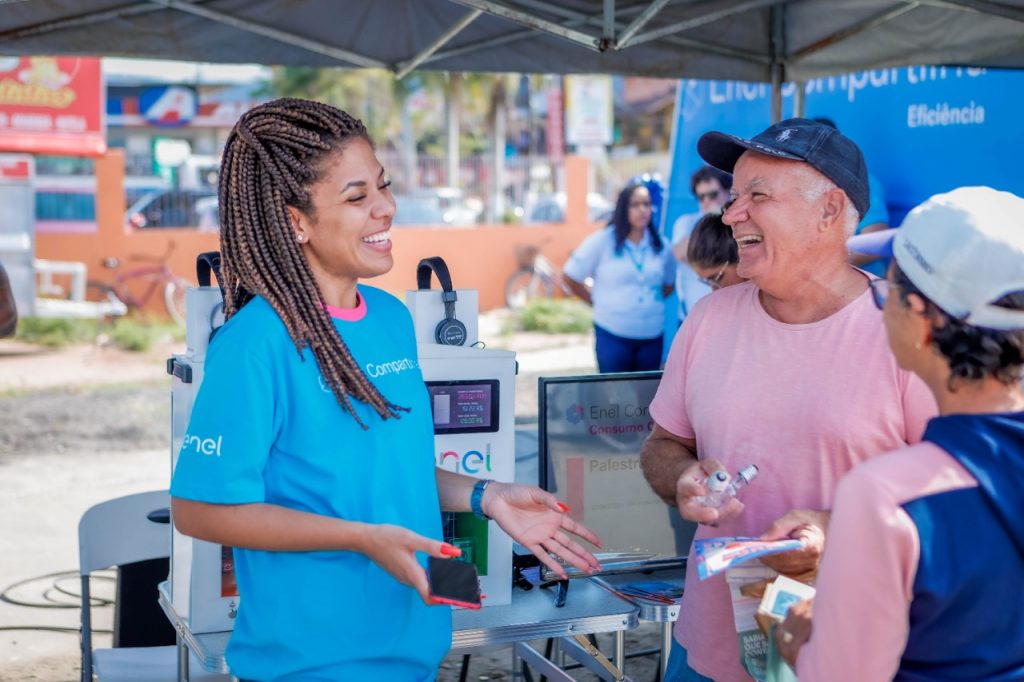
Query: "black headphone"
416 256 467 346
196 251 226 342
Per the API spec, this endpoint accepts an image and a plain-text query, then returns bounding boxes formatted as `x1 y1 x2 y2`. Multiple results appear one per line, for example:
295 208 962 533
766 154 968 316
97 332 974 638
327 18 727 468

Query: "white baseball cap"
847 186 1024 331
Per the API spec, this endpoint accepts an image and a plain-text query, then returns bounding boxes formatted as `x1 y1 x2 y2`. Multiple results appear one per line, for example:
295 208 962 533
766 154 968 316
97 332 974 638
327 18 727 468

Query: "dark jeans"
664 637 715 681
594 324 663 373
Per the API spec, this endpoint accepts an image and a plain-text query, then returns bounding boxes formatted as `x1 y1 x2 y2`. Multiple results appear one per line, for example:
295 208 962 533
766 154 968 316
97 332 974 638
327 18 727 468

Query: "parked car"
431 187 482 226
194 196 219 232
124 176 171 207
392 193 448 226
125 189 216 229
393 188 481 226
525 192 614 224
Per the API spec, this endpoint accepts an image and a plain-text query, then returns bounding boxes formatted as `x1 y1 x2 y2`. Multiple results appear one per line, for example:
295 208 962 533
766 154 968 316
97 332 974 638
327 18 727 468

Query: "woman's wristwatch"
470 479 495 520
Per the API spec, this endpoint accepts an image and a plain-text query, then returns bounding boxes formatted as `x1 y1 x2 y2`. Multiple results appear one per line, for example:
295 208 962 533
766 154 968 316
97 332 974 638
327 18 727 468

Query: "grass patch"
14 315 185 352
106 318 185 352
14 317 98 347
508 298 592 334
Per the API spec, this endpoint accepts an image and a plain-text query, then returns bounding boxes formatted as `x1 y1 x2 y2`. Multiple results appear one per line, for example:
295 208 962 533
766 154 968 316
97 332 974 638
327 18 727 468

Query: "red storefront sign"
0 154 33 180
0 56 105 156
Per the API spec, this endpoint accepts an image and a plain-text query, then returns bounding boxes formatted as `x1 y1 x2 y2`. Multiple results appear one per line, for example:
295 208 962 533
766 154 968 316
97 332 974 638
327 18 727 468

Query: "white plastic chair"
79 490 229 682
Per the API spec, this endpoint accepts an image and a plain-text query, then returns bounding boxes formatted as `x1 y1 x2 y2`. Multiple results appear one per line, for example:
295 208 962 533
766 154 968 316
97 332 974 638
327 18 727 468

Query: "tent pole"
771 71 783 123
396 9 482 78
449 0 602 50
770 2 786 123
616 0 672 49
147 0 386 68
628 0 779 48
429 1 766 67
794 80 806 117
603 0 616 48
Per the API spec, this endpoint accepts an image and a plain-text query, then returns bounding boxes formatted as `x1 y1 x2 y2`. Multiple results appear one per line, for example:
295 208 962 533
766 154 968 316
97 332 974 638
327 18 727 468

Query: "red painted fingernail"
440 543 462 557
557 503 570 513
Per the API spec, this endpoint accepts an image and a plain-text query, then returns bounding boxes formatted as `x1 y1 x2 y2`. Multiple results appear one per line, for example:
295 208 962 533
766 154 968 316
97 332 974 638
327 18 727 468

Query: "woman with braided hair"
170 98 601 681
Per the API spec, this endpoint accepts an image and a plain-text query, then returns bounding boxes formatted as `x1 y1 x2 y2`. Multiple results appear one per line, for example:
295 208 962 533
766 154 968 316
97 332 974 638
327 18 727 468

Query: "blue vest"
897 413 1024 681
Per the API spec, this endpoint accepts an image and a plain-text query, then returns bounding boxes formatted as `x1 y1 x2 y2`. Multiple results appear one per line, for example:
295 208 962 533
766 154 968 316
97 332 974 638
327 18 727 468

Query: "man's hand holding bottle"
676 459 758 525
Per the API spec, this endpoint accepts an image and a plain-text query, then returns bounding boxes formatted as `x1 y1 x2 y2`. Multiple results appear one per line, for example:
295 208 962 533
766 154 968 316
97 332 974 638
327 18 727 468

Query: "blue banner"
666 67 1024 235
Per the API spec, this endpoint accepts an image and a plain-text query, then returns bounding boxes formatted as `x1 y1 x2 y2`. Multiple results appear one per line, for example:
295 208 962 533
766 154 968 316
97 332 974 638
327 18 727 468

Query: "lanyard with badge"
625 240 647 282
624 239 662 302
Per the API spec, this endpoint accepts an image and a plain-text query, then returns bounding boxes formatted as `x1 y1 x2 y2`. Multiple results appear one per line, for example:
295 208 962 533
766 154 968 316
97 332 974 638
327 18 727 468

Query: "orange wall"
36 152 597 315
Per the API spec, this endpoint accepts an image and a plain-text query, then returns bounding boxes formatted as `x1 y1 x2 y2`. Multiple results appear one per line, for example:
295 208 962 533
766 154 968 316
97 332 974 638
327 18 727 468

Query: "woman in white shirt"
563 182 675 372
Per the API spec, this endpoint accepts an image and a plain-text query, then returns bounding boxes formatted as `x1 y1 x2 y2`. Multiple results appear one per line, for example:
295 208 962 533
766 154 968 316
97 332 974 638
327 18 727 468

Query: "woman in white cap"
776 186 1024 680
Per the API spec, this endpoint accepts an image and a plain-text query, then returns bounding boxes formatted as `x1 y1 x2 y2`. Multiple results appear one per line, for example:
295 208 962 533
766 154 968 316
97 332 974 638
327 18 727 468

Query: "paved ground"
0 315 669 681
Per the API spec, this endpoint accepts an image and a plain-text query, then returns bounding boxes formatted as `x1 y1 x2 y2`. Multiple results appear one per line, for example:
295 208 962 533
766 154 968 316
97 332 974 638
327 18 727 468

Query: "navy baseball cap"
697 118 870 217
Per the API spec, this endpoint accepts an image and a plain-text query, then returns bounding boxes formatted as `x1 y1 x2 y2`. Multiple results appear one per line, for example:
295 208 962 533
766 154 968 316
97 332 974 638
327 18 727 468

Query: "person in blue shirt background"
170 98 601 682
669 165 732 324
562 181 675 373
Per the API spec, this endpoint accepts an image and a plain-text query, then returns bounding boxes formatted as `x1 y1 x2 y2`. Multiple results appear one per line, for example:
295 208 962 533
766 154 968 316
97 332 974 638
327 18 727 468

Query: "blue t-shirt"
669 212 712 321
171 286 450 681
563 226 675 339
856 174 891 277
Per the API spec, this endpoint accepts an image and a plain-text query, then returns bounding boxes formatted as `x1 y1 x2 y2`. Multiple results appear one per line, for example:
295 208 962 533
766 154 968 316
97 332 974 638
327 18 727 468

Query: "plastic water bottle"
698 464 759 508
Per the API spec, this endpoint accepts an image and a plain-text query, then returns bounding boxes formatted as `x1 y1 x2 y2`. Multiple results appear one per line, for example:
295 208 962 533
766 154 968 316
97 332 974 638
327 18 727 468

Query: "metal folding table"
158 579 640 681
590 566 686 680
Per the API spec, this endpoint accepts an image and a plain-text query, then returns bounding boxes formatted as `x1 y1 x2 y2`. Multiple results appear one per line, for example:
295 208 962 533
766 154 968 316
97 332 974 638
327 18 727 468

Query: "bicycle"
505 245 553 309
504 244 568 310
86 241 192 325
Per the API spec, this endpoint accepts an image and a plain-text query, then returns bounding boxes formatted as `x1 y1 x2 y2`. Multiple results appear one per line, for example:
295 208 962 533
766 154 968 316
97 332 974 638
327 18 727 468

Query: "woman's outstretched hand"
483 482 603 579
357 523 461 604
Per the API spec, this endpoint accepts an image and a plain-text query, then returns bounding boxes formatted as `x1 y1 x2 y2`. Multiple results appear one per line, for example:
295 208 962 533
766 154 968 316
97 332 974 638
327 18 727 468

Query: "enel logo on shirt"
181 433 224 457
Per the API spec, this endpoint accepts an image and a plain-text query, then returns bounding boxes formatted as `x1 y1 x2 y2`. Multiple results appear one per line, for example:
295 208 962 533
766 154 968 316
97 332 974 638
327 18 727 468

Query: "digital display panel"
425 379 500 434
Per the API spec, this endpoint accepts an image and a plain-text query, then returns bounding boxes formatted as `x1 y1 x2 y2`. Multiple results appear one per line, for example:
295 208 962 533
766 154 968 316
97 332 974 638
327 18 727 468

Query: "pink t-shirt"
649 280 937 681
797 444 975 681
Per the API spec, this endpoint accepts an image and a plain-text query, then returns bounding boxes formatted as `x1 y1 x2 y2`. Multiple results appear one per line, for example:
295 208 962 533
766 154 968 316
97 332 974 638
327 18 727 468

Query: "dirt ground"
0 321 669 682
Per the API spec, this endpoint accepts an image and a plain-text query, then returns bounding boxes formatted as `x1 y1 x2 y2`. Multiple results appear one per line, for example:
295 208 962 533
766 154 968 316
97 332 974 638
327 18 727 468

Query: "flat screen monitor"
539 372 696 576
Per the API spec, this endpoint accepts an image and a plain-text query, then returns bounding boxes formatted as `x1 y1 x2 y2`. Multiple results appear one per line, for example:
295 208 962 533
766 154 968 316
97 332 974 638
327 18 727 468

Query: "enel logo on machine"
437 444 493 474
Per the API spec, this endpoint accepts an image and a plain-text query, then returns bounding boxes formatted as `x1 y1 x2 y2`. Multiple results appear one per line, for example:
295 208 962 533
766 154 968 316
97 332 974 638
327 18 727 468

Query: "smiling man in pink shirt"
640 119 937 682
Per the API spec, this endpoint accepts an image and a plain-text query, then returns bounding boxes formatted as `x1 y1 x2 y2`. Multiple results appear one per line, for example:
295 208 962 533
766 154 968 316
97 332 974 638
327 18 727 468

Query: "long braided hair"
218 97 405 428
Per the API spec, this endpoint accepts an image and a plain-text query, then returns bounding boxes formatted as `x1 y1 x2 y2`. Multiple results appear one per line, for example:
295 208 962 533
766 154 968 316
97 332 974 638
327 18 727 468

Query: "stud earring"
295 234 305 244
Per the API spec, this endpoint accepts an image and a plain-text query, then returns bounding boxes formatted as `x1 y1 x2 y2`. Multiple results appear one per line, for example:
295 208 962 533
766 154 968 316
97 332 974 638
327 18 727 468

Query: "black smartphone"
427 556 482 610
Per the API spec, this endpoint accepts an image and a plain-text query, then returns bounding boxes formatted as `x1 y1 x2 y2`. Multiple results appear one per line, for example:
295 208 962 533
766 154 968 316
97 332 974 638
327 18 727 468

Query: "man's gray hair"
800 173 860 236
